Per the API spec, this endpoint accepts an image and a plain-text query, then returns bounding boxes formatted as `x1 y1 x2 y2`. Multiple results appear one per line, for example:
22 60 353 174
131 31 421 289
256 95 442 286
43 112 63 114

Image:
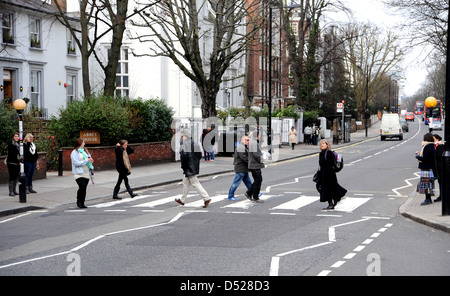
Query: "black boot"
8 181 15 196
12 180 18 195
112 186 121 200
125 183 137 198
28 186 37 193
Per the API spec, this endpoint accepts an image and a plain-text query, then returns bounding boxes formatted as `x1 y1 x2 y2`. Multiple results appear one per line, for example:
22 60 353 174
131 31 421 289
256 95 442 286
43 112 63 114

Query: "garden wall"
62 141 174 171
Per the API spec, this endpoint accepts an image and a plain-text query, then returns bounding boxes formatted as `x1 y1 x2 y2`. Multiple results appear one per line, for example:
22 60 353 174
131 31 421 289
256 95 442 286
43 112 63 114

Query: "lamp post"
13 99 27 203
268 4 302 154
442 4 450 216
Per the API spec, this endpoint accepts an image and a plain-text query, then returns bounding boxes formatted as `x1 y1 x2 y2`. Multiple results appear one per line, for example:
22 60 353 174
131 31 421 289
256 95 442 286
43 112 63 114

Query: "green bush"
0 104 18 155
48 95 174 147
123 98 174 143
49 95 131 147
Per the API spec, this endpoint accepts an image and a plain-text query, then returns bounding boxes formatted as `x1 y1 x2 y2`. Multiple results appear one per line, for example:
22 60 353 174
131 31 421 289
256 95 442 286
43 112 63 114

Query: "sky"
331 0 429 98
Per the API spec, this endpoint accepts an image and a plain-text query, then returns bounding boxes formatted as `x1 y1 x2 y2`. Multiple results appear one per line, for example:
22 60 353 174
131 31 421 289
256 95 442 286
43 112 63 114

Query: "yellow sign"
80 130 101 145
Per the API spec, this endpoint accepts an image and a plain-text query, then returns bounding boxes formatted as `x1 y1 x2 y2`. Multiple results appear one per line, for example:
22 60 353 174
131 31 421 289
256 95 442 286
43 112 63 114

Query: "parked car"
405 112 415 121
380 114 403 141
400 120 409 132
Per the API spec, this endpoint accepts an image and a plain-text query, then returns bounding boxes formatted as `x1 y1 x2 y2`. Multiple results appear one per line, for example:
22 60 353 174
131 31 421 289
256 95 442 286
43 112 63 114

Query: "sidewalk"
1 122 449 233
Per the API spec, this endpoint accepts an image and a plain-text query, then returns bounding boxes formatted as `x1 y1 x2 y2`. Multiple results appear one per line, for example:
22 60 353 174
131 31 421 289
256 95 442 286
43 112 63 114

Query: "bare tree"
280 0 349 110
342 23 405 121
131 0 263 118
383 0 448 57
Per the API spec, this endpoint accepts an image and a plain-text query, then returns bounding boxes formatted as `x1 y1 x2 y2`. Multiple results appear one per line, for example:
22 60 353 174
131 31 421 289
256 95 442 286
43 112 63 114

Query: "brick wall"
62 141 174 171
0 152 47 184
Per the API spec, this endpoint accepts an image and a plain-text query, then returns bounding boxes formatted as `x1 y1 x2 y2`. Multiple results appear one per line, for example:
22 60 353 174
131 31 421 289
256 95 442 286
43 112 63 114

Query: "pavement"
1 121 449 233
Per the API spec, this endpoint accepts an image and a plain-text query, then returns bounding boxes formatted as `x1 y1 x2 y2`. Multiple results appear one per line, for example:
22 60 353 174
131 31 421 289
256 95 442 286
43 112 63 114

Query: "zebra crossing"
89 190 373 215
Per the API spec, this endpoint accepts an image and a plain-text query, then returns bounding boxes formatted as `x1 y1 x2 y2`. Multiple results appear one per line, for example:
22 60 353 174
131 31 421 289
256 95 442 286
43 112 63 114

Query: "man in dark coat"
175 129 211 208
245 130 265 202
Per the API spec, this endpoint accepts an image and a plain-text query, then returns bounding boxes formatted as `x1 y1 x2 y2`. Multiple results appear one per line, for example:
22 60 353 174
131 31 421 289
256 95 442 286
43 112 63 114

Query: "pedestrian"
415 133 437 206
317 139 347 210
71 138 94 208
175 129 211 208
202 127 215 161
245 130 264 203
112 139 137 200
23 133 39 194
289 126 297 150
312 123 319 145
304 125 312 145
6 132 20 196
201 129 210 161
433 134 444 202
228 134 252 201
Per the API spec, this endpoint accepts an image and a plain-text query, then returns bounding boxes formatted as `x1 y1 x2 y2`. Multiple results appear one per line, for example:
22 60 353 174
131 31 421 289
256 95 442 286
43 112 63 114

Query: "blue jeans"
24 161 36 186
228 172 252 199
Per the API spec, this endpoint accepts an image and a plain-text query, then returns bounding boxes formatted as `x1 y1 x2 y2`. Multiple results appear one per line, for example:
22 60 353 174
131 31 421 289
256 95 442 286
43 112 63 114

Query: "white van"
380 114 403 141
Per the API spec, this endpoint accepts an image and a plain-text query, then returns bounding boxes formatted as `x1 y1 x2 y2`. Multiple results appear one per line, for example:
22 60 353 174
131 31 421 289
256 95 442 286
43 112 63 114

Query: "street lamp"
13 99 27 203
268 3 302 154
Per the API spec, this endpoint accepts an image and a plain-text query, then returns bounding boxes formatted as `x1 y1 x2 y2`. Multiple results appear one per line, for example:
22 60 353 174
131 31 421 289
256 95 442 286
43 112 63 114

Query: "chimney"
51 0 67 12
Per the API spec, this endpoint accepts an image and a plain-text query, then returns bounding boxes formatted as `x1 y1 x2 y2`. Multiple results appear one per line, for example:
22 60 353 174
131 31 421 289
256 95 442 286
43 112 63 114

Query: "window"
30 70 42 108
30 18 41 48
115 48 129 97
66 73 77 103
2 13 14 44
67 28 76 54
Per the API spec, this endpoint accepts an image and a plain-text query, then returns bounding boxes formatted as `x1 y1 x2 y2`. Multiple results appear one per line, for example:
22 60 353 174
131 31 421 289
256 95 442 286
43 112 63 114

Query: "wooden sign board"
80 130 101 145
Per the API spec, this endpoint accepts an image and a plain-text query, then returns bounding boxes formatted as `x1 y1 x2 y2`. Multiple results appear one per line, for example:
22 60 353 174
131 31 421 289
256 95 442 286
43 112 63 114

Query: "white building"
0 0 83 118
85 0 246 120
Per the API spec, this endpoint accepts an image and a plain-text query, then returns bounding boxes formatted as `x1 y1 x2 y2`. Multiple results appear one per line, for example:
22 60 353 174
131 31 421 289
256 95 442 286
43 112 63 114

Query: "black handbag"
313 170 320 183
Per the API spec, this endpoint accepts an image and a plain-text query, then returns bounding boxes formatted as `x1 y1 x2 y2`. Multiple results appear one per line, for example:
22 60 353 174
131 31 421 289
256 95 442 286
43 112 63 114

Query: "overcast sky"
331 0 428 98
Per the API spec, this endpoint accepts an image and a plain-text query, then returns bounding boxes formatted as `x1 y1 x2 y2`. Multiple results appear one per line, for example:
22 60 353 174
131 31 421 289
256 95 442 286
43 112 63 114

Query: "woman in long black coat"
318 139 347 210
112 140 137 200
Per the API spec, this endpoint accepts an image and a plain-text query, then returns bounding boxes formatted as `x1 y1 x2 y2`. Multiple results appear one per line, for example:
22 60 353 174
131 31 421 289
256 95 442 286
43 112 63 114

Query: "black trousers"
247 169 263 199
75 177 89 205
113 173 132 195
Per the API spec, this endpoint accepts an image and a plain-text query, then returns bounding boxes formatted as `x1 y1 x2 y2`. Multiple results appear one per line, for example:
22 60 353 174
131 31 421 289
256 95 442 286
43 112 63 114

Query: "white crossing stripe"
222 195 275 209
334 197 371 213
92 195 156 208
184 195 228 207
271 195 319 211
132 194 190 208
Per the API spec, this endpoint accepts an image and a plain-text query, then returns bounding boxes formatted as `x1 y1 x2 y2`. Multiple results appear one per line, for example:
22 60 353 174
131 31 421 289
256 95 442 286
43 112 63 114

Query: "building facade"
0 0 83 118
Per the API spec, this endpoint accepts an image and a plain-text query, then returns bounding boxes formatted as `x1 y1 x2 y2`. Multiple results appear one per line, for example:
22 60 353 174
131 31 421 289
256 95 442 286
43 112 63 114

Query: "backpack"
326 150 344 173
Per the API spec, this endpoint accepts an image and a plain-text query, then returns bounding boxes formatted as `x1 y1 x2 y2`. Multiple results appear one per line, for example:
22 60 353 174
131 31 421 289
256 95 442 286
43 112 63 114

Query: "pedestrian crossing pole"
443 4 450 216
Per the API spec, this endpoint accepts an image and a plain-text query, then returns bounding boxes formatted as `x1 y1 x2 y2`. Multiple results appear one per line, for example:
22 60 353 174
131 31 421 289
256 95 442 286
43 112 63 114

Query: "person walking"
433 134 444 202
312 123 319 145
317 139 347 210
304 125 312 145
228 134 252 201
23 133 39 194
245 130 264 203
416 133 437 206
112 139 137 200
6 132 20 196
175 129 211 208
71 138 94 208
289 126 297 150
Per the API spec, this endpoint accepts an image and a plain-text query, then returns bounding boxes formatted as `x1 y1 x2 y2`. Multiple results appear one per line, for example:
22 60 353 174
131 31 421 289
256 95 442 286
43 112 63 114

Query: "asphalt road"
1 119 449 278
